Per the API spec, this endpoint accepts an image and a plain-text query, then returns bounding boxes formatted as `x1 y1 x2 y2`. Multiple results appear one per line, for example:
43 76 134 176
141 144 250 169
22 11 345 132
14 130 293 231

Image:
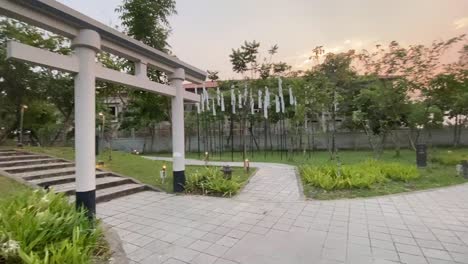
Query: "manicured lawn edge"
21 147 255 197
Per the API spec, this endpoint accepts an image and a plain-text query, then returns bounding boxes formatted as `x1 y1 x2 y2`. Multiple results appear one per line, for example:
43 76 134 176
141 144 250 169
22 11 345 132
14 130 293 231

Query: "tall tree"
305 51 356 159
0 19 71 145
116 0 178 151
229 41 290 79
117 0 177 51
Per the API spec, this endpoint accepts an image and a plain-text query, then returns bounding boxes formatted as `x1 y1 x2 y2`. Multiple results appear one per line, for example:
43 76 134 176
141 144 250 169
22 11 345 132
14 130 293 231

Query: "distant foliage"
0 190 106 264
300 160 419 191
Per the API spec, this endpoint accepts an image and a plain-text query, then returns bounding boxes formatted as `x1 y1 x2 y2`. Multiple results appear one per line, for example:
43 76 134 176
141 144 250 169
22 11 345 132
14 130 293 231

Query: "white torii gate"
0 0 205 217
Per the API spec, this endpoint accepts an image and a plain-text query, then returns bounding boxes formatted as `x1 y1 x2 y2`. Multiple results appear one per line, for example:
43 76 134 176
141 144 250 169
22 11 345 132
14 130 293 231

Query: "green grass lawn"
158 149 420 165
0 175 30 200
157 149 468 199
23 147 253 194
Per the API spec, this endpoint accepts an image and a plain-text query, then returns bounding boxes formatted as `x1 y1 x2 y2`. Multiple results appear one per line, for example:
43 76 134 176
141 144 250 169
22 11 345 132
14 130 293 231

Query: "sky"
58 0 468 79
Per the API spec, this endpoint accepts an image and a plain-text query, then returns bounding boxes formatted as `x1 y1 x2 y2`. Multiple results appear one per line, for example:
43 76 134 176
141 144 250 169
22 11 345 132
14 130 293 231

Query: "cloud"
454 17 468 29
288 38 377 71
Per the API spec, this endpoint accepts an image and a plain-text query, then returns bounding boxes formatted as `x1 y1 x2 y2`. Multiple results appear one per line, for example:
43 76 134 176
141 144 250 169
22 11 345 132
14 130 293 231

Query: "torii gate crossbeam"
0 0 205 218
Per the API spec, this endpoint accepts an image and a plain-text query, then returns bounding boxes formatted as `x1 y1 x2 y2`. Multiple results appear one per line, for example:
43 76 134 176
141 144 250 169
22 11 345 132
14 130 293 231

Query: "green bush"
186 167 241 197
0 190 106 264
300 160 419 191
431 150 468 166
380 162 419 182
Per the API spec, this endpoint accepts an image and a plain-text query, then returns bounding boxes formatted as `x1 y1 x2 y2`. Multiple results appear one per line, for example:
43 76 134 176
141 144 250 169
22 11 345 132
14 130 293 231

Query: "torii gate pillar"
170 68 186 192
71 29 100 217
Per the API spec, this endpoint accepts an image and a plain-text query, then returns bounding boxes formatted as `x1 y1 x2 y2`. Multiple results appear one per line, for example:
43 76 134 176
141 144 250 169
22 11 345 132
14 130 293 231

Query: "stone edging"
100 222 129 264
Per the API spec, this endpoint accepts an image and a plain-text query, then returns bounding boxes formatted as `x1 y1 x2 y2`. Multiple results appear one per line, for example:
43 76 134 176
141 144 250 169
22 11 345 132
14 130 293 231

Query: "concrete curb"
101 222 129 264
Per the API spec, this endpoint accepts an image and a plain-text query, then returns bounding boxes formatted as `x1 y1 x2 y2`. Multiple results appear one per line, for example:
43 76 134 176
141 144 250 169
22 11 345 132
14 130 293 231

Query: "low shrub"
300 160 419 191
431 150 468 166
0 190 106 264
380 162 419 182
186 167 241 197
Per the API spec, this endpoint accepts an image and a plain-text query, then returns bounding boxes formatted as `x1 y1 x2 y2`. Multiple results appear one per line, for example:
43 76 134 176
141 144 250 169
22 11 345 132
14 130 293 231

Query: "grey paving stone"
192 253 218 264
189 240 213 251
101 158 468 264
399 252 429 264
202 232 224 243
204 244 230 257
422 248 453 261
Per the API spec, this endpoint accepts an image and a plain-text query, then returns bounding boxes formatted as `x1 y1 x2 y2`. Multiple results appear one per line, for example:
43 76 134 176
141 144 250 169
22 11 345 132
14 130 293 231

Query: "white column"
170 68 186 192
135 61 147 79
71 29 100 216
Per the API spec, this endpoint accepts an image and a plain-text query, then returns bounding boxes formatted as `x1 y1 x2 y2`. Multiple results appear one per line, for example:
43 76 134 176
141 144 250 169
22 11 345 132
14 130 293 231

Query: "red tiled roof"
184 81 218 89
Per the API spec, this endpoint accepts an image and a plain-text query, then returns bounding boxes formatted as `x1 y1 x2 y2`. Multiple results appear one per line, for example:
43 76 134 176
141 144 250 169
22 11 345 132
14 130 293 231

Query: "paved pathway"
98 158 468 264
144 157 302 202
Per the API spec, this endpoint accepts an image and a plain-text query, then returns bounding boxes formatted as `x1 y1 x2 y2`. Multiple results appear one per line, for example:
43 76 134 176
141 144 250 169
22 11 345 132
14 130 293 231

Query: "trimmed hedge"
300 160 419 191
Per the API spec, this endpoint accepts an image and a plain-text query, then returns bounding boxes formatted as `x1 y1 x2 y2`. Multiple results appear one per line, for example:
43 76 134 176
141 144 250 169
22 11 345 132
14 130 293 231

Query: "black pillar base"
173 170 186 193
76 190 96 219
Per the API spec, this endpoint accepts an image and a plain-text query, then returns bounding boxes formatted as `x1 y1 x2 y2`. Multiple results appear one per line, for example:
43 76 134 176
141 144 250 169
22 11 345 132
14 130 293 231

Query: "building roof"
184 81 219 89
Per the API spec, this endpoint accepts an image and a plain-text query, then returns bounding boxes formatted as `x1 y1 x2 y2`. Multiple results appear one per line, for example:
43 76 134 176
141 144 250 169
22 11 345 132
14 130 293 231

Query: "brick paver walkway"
98 158 468 264
144 157 302 202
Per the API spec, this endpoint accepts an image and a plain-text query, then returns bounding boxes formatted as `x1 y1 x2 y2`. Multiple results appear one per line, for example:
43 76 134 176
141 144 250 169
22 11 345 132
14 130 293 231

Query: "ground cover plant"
0 190 108 264
300 160 419 191
185 166 249 197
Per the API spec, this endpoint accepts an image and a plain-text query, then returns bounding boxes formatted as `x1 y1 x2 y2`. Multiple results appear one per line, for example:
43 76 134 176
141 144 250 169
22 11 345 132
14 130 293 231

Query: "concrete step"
0 158 63 168
30 171 112 187
0 151 29 157
2 149 153 204
0 154 50 162
0 149 15 153
52 176 134 195
95 183 147 203
14 167 77 180
4 162 74 174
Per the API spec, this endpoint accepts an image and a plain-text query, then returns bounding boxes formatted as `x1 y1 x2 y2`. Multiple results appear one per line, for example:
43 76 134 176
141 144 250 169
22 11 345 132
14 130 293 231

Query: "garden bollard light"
17 104 28 147
462 160 468 179
244 159 250 172
416 144 427 168
160 165 167 183
221 165 232 180
204 152 209 166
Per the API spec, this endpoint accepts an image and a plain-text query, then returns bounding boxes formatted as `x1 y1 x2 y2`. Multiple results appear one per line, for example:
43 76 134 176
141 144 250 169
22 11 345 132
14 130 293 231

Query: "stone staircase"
0 149 151 203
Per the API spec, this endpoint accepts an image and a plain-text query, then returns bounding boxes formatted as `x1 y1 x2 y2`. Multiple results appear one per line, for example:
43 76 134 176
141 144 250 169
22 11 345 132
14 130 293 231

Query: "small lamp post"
96 160 105 169
244 159 250 172
18 104 28 147
98 112 105 138
160 164 167 183
204 151 209 166
221 165 232 180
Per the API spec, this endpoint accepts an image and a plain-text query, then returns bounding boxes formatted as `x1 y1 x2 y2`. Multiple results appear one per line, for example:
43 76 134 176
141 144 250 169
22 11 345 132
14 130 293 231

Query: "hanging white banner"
265 87 270 106
231 86 236 114
221 93 225 112
289 86 294 105
258 90 263 110
250 89 254 115
212 99 216 116
275 95 280 113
